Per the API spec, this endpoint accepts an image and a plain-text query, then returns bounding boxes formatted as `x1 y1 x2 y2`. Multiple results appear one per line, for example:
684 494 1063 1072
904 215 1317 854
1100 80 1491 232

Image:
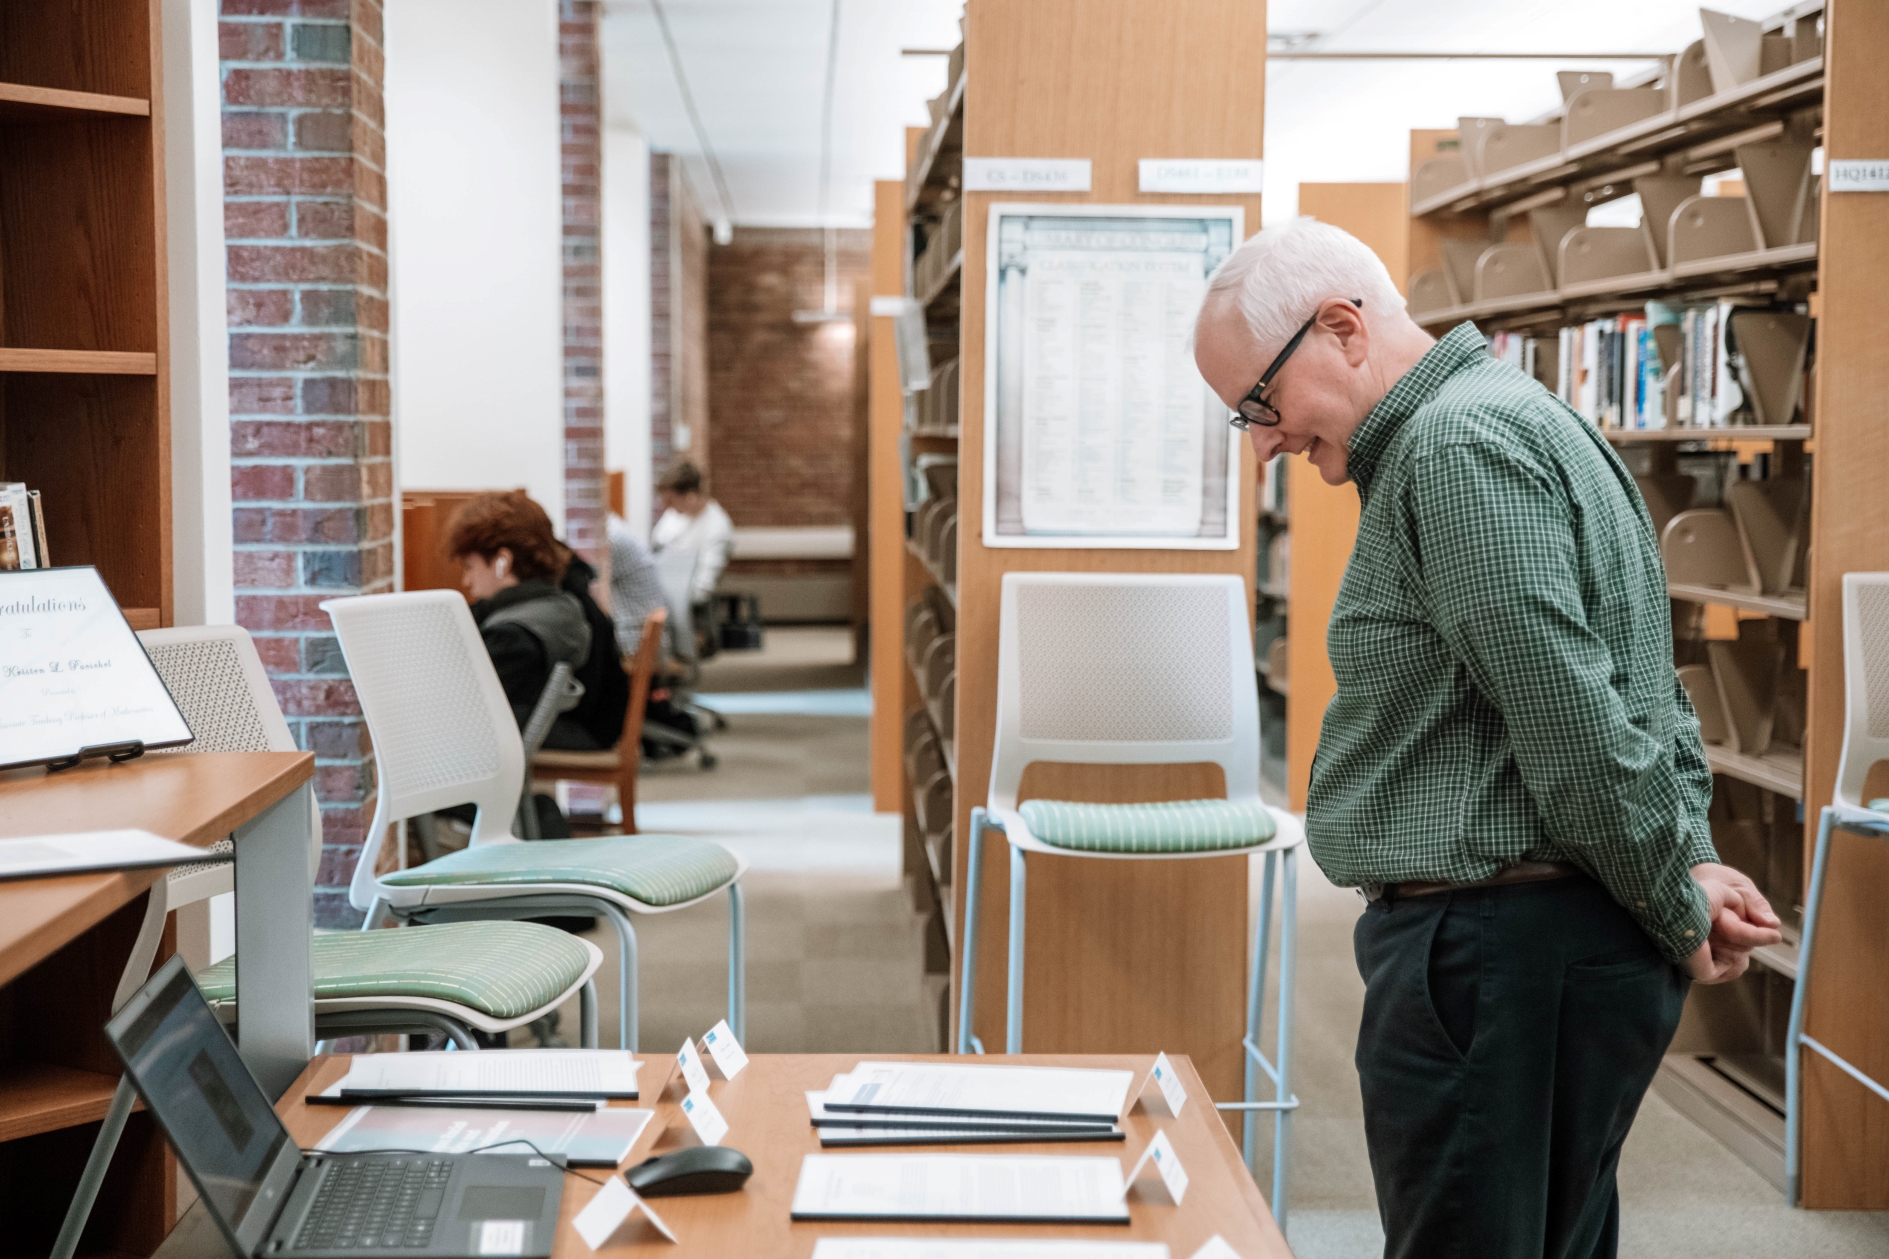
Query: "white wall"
163 0 233 626
601 124 652 538
384 0 564 524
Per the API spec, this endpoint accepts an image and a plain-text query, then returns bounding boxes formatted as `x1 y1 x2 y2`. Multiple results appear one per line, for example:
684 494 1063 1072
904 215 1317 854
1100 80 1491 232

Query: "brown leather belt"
1365 859 1579 903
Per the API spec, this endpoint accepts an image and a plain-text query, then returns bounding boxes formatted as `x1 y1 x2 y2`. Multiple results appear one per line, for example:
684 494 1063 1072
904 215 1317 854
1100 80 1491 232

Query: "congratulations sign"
0 567 191 769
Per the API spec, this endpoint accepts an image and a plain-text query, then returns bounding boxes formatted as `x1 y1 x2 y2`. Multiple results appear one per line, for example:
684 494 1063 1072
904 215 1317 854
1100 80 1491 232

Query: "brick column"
222 0 393 927
560 0 604 562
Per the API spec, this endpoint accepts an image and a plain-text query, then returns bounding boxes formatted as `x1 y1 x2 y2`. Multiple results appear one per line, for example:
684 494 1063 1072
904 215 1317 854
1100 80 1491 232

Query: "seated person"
447 491 627 752
650 459 734 656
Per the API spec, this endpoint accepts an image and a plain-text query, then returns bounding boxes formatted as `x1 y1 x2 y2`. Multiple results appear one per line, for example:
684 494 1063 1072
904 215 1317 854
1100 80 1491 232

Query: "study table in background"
272 1053 1294 1259
0 750 317 1255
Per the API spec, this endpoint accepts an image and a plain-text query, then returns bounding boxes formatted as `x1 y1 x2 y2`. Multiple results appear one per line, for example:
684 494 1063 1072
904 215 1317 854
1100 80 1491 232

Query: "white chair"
956 572 1304 1223
321 590 747 1051
1784 572 1889 1204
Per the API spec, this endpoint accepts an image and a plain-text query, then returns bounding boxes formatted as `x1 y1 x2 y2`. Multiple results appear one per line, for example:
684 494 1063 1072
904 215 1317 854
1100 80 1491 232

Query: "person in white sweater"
650 459 734 607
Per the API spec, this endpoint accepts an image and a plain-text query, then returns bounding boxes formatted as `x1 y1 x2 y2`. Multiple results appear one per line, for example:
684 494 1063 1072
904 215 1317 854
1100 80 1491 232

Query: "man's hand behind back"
1683 862 1784 984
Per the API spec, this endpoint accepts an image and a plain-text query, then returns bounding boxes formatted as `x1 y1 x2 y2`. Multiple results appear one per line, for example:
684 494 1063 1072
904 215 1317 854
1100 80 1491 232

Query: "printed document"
0 831 219 881
826 1063 1133 1123
321 1050 640 1099
316 1105 652 1166
809 1088 1116 1132
790 1154 1131 1223
812 1243 1169 1259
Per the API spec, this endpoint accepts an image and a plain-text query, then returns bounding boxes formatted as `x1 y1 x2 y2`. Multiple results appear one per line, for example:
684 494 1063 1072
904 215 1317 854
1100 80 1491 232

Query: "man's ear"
1324 300 1370 367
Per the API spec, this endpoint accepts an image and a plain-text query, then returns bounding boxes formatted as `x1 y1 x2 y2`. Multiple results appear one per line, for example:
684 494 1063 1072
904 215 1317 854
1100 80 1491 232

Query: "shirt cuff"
1635 861 1716 963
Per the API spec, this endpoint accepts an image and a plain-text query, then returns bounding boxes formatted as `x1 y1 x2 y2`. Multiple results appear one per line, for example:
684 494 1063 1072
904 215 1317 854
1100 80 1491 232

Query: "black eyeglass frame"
1229 298 1363 430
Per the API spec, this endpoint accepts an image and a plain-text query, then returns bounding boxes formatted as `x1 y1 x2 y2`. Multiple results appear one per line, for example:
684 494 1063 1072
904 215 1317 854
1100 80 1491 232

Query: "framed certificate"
0 566 192 769
982 203 1244 549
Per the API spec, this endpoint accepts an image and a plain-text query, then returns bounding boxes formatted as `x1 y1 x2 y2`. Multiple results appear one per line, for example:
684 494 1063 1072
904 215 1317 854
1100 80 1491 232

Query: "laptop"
106 955 564 1257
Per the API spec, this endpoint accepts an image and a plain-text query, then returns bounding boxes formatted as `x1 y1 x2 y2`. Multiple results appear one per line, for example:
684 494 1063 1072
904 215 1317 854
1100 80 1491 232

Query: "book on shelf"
0 483 47 572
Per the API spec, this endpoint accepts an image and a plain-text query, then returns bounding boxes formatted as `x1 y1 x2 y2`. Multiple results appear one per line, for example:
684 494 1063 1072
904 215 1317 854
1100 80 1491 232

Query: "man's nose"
1248 425 1287 462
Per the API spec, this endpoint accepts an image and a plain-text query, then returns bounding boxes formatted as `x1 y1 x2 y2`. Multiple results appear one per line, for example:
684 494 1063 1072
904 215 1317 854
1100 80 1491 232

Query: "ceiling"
601 0 1807 229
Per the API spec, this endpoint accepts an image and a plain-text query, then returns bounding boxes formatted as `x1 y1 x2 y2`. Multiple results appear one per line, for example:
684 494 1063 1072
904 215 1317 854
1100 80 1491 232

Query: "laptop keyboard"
293 1157 455 1250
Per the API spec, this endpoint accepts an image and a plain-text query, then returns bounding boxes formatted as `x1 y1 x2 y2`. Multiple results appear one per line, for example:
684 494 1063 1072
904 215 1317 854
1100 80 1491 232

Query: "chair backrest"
622 607 667 753
989 572 1260 811
655 545 699 658
320 591 525 911
1836 572 1889 810
137 625 321 875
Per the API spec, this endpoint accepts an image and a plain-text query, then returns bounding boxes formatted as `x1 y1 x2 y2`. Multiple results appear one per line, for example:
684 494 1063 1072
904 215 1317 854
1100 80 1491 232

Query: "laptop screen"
110 959 292 1232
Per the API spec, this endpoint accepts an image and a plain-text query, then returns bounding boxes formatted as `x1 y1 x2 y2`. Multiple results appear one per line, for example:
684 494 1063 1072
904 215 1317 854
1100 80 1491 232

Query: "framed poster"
982 203 1243 549
0 566 192 769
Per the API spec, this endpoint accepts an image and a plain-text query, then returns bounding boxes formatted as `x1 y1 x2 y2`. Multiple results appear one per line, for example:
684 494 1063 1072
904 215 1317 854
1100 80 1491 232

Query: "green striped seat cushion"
196 922 590 1019
381 835 740 907
1017 798 1276 854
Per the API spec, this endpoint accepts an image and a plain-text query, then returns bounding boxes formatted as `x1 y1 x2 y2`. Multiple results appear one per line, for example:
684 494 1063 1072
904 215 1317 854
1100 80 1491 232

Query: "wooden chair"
533 607 668 834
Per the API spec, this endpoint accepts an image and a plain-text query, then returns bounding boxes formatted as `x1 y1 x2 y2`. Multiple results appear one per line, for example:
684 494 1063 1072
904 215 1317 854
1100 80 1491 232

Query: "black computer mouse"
625 1146 754 1197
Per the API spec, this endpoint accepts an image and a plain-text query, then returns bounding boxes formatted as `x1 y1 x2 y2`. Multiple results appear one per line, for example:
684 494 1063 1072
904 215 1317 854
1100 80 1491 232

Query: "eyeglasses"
1229 298 1363 430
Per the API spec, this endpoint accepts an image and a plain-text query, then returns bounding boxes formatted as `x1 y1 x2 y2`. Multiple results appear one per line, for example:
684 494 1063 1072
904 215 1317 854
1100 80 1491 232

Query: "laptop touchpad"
458 1187 546 1220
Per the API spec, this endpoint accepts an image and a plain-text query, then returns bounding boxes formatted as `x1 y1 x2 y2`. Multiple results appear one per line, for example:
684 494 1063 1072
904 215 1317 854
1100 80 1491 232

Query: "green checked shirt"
1309 322 1717 961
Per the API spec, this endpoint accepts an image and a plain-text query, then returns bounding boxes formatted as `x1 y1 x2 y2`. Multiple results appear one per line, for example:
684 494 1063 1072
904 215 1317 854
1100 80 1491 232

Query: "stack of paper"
314 1049 640 1109
316 1104 654 1166
808 1063 1131 1148
791 1153 1132 1223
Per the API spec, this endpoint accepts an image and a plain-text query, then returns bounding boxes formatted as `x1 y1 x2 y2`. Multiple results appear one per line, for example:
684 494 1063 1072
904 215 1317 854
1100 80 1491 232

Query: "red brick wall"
222 0 392 927
559 0 604 564
706 227 870 527
649 151 709 521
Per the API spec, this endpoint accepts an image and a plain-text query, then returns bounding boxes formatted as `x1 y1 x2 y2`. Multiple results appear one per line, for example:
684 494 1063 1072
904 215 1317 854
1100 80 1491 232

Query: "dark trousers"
1353 876 1688 1259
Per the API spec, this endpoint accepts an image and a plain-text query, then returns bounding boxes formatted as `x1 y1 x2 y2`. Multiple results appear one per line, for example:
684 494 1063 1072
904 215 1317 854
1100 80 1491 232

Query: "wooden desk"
0 750 316 1256
275 1053 1293 1259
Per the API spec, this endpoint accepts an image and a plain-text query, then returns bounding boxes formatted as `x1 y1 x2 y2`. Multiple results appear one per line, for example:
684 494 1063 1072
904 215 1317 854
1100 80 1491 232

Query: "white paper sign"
0 567 193 768
965 158 1093 193
675 1039 711 1097
1827 159 1889 192
572 1177 678 1249
1123 1130 1188 1205
1143 1053 1187 1118
475 1220 525 1255
1189 1237 1243 1259
701 1020 748 1080
679 1089 729 1146
1138 159 1264 193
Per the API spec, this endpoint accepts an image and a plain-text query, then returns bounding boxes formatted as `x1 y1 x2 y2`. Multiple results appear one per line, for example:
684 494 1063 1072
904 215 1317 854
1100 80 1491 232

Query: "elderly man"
1193 218 1782 1259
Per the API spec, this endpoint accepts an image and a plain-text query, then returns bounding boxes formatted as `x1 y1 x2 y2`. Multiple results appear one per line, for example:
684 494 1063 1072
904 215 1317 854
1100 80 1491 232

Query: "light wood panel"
1283 183 1407 810
279 1053 1293 1257
869 178 908 813
1800 0 1889 1211
951 0 1264 1108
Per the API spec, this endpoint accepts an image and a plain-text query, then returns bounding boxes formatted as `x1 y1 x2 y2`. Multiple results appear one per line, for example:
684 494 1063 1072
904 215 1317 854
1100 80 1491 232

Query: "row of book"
1486 300 1812 432
0 482 48 571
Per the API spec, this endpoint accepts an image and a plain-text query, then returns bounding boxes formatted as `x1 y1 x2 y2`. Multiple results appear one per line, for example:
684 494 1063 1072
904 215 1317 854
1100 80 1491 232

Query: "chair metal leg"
1785 805 1838 1205
957 809 986 1054
311 1009 481 1050
1005 844 1027 1054
51 1076 140 1259
580 980 599 1048
727 881 746 1044
1272 845 1298 1230
1243 851 1278 1171
114 882 173 1012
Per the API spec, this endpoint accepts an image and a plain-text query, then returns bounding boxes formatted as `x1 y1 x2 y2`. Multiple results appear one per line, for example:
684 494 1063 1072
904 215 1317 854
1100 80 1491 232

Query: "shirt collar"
1344 322 1487 499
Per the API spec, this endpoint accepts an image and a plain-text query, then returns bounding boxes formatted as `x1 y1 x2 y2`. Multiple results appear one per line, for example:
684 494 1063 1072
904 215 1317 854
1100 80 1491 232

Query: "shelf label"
1827 160 1889 192
1138 159 1264 193
963 158 1092 193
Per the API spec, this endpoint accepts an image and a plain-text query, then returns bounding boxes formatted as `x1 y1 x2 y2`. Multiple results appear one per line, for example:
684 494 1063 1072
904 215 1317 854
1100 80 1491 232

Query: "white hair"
1198 217 1406 355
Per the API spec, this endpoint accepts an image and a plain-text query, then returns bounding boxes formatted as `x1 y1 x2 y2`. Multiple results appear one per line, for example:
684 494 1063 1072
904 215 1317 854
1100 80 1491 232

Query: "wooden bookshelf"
0 0 172 626
1400 0 1889 1208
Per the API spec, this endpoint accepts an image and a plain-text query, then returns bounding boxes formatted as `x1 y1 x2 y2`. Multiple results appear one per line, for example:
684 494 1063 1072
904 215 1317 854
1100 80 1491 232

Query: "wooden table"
0 750 315 1256
274 1053 1294 1259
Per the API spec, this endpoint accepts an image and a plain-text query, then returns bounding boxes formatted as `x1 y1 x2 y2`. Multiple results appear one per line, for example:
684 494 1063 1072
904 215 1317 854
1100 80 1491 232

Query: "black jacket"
472 563 625 750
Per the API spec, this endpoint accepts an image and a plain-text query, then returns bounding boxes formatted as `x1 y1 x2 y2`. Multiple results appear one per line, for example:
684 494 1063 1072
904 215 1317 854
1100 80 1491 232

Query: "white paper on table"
313 1105 653 1167
790 1154 1131 1222
807 1091 1118 1132
816 1125 1123 1148
676 1039 712 1097
321 1050 640 1099
1123 1131 1188 1205
572 1177 677 1249
1140 1053 1187 1118
1187 1237 1243 1259
0 566 193 767
827 1063 1133 1123
0 831 222 882
701 1019 748 1079
812 1241 1169 1259
679 1089 728 1146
